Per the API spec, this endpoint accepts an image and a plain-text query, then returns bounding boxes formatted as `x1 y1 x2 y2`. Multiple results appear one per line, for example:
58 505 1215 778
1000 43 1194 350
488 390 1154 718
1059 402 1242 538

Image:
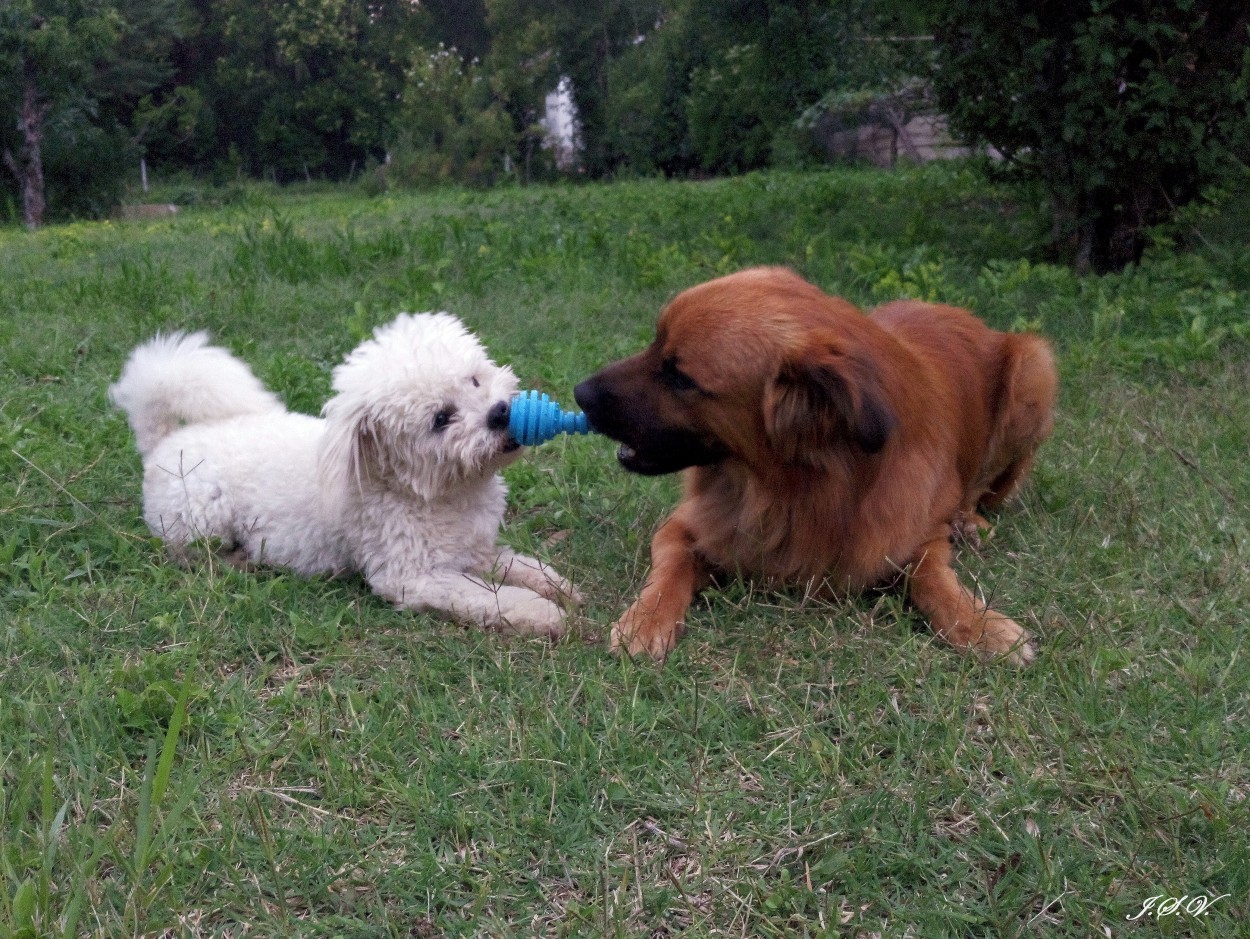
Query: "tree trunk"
1047 180 1090 274
2 79 48 231
1048 176 1151 275
1094 183 1160 273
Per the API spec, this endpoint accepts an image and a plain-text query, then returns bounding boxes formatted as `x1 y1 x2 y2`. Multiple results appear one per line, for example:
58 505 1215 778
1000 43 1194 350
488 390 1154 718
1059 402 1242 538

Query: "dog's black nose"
487 400 510 431
573 378 603 414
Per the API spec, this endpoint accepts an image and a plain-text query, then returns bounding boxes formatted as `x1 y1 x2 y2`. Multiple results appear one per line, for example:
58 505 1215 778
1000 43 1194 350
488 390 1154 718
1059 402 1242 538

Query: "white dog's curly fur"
110 312 578 636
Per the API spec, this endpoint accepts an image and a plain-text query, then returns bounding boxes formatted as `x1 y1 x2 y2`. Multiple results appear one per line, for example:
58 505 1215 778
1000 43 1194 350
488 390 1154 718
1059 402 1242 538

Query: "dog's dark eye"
432 409 454 432
471 377 480 388
662 358 698 392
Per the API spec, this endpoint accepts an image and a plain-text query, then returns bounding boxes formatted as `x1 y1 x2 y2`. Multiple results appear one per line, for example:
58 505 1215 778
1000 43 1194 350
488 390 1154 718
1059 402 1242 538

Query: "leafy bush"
39 113 139 221
931 1 1250 272
384 46 514 189
600 0 909 177
685 44 776 173
602 24 692 177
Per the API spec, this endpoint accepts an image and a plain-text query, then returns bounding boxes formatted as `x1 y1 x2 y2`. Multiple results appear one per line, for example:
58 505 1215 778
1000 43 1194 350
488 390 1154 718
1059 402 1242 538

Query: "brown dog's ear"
764 354 895 462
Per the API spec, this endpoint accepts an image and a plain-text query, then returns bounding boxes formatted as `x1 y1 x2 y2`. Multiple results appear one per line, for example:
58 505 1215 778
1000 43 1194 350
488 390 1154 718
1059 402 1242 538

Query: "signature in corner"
1126 894 1231 921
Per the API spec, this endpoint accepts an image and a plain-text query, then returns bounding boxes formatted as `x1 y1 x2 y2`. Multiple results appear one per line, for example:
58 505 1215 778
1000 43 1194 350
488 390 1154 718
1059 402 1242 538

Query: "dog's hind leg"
950 508 992 549
978 333 1058 511
163 540 247 570
905 532 1036 666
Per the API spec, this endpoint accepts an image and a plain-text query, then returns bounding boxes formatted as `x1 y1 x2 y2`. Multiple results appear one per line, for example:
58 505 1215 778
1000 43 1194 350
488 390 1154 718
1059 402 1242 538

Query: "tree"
930 1 1250 273
601 0 914 176
161 0 436 183
412 0 489 63
684 0 877 173
387 44 513 187
1 1 117 227
602 6 693 175
208 0 374 180
1 0 187 227
485 0 665 176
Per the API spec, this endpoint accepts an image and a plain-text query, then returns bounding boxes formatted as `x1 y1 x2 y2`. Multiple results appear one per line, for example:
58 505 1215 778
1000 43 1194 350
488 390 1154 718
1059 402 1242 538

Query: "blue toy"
509 390 593 446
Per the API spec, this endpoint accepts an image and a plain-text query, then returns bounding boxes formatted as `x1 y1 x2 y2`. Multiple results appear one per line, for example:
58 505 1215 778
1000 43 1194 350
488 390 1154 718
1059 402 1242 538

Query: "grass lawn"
2 163 1248 937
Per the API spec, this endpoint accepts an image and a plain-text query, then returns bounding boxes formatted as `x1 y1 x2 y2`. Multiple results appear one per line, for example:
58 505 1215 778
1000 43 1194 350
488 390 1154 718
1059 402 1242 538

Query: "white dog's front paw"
498 594 567 638
538 573 583 608
496 552 583 608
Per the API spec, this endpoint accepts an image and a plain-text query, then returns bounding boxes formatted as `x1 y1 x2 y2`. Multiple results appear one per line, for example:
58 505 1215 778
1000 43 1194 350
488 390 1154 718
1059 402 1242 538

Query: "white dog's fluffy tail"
109 331 284 457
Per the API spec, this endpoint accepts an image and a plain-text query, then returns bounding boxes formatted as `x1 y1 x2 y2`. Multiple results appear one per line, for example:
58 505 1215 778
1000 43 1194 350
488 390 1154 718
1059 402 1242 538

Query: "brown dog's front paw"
609 603 681 661
975 613 1037 667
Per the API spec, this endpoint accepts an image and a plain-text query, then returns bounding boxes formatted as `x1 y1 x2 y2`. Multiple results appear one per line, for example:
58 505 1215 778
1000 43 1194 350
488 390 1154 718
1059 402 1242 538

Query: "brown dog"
574 267 1057 664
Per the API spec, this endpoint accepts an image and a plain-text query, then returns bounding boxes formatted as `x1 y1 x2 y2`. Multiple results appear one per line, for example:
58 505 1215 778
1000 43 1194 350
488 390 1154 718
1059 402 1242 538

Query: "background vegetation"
5 1 1246 269
931 1 1250 272
2 163 1248 936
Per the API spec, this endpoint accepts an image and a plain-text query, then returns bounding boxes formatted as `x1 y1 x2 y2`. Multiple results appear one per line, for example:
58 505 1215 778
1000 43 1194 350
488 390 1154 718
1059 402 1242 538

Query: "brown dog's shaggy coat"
575 267 1057 664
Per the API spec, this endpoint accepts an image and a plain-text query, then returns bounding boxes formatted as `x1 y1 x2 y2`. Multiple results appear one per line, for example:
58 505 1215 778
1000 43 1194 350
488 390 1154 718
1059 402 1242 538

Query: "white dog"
109 312 577 636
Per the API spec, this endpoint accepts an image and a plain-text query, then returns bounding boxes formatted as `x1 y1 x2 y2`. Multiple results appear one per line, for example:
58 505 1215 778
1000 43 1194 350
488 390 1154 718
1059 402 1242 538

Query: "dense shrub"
384 46 514 188
931 1 1250 273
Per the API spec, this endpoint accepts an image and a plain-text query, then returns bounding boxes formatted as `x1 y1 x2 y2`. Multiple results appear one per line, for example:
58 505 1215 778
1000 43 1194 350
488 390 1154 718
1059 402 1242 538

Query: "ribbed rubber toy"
509 390 593 446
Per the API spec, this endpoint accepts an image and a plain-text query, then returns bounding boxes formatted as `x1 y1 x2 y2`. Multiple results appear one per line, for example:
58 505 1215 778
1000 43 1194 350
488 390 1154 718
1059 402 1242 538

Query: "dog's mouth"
616 443 671 475
615 440 724 476
616 443 647 471
502 435 522 453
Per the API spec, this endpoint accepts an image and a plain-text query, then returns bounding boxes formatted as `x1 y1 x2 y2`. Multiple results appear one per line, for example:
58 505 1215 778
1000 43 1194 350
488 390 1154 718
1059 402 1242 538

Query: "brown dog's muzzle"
574 366 727 476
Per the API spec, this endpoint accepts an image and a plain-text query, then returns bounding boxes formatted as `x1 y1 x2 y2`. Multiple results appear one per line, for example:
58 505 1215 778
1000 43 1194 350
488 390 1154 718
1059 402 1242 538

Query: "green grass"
2 162 1248 937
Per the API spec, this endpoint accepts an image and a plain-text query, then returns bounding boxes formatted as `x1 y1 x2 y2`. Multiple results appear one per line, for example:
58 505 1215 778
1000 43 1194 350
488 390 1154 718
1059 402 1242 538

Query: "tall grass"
2 163 1247 937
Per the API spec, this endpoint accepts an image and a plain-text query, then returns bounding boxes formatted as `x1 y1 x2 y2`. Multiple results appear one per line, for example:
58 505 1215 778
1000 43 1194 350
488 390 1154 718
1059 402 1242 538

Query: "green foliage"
603 0 909 176
931 1 1250 272
39 108 139 219
0 0 194 223
1 1 119 221
682 1 871 173
601 13 692 176
685 43 777 172
204 0 409 182
130 86 213 170
2 165 1249 933
385 45 514 189
484 0 669 177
